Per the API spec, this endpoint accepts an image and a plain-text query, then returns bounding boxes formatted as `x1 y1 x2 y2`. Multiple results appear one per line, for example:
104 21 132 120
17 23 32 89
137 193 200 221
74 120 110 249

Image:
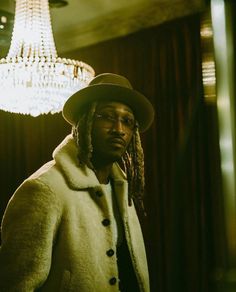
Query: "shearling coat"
0 135 150 292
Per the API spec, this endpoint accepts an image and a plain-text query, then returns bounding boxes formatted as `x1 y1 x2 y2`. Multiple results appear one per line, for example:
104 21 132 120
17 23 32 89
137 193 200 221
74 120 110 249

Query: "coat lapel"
52 135 100 189
52 134 130 206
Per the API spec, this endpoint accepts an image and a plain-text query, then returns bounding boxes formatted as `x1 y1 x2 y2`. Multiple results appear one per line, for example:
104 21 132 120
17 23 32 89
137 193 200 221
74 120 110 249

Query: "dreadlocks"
72 103 146 212
72 102 97 169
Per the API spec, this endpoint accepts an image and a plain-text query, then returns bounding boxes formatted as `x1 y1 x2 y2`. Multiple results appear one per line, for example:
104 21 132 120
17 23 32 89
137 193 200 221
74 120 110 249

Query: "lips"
108 137 126 147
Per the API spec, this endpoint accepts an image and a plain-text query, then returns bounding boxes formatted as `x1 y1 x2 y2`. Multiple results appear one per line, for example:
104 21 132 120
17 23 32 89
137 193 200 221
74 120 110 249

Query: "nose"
111 119 125 135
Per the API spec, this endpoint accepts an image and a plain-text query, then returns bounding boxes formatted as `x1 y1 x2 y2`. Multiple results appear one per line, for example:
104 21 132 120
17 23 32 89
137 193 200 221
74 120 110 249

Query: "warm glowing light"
200 24 213 38
0 0 95 116
202 61 216 85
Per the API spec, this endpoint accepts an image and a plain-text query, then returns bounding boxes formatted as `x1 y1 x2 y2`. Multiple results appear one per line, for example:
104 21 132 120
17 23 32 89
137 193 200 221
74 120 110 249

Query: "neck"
92 158 113 184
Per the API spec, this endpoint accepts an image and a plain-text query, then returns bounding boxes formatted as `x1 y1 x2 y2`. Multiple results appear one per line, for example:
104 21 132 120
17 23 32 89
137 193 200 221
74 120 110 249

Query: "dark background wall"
0 13 224 292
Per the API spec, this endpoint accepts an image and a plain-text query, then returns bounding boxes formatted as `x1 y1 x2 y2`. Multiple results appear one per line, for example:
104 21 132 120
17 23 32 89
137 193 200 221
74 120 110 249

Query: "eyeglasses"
94 112 136 131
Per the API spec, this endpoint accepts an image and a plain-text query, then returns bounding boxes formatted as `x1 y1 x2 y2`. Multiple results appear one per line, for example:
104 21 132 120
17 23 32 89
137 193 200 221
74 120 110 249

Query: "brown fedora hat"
62 73 155 132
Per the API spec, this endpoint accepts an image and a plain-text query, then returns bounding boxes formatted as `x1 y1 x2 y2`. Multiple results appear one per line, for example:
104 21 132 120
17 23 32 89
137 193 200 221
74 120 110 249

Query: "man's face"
91 101 135 165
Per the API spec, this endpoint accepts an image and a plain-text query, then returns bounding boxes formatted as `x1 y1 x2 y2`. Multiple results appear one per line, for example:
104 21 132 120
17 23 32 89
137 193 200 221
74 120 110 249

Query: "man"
0 73 155 291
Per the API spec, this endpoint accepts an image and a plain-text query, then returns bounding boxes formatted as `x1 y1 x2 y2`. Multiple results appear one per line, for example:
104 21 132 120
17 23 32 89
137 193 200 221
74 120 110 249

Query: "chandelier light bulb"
0 0 95 116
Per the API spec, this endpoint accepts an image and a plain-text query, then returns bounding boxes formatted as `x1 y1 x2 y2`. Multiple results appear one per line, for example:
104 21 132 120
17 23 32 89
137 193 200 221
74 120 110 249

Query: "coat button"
106 249 115 257
102 219 110 226
95 190 103 197
109 277 117 285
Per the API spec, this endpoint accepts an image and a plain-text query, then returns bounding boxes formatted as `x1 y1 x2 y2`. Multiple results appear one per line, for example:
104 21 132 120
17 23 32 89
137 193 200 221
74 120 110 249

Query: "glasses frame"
94 112 137 131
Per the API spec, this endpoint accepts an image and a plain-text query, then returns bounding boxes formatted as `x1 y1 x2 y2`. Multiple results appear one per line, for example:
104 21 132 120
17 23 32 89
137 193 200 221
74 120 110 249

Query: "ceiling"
0 0 206 55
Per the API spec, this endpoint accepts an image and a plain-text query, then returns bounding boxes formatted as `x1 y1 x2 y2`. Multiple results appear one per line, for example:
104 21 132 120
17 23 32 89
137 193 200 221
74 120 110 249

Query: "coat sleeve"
0 178 62 292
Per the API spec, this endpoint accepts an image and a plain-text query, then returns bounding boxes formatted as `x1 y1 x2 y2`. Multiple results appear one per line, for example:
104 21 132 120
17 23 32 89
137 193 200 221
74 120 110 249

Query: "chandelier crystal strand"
0 0 95 116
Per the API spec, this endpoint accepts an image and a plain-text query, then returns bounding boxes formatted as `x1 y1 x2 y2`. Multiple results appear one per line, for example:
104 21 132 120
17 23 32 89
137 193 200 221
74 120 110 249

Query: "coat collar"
52 135 127 190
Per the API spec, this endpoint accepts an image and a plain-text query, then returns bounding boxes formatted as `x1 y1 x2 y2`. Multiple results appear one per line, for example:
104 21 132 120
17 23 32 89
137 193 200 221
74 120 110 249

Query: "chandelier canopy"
0 0 95 116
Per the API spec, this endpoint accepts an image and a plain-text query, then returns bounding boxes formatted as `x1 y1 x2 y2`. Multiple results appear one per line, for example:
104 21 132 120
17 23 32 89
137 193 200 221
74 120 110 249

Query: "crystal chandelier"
0 0 95 116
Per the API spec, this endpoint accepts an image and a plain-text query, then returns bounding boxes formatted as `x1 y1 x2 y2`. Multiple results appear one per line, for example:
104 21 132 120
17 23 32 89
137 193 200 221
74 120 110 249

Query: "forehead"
96 101 134 115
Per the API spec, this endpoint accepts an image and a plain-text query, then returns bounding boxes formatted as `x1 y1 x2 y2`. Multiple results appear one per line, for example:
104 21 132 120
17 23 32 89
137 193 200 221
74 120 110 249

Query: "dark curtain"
0 13 223 292
0 112 71 217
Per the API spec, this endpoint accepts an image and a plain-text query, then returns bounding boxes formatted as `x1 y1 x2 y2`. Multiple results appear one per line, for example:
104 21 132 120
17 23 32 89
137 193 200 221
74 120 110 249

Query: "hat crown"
63 72 155 132
89 73 133 89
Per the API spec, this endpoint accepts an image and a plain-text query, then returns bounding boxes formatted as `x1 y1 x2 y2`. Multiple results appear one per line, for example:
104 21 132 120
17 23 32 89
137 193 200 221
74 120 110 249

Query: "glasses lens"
95 113 135 130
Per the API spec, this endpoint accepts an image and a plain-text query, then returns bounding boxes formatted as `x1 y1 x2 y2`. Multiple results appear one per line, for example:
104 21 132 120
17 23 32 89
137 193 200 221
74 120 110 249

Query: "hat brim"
62 84 155 132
